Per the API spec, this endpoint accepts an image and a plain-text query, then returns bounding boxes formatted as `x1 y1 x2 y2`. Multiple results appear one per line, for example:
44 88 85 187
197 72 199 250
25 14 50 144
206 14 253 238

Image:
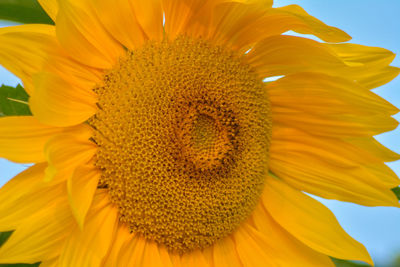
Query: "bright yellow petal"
101 224 134 267
263 176 373 265
0 116 62 163
213 236 242 267
131 0 164 41
326 43 399 89
38 0 58 21
232 224 277 266
56 0 124 69
268 72 399 116
0 196 74 264
357 66 400 90
347 136 400 162
181 249 210 267
59 190 118 267
158 246 174 267
252 200 336 267
40 257 59 267
92 0 146 50
117 235 146 266
141 241 166 267
272 107 398 138
44 129 96 183
67 164 100 229
245 35 347 78
30 72 97 127
0 24 56 95
0 163 47 231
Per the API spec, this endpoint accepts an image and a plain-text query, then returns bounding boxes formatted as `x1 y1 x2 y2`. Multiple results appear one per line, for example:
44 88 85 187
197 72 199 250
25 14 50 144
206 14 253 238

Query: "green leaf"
0 0 53 24
392 187 400 200
0 84 32 117
0 231 12 247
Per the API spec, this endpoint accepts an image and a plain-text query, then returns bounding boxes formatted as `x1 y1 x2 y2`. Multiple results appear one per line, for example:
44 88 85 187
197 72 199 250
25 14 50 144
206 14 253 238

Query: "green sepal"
0 84 32 117
0 0 53 24
392 187 400 201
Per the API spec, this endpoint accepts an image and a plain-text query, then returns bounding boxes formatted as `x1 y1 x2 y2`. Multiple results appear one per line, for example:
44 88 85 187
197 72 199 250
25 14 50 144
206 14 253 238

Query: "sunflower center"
89 36 271 253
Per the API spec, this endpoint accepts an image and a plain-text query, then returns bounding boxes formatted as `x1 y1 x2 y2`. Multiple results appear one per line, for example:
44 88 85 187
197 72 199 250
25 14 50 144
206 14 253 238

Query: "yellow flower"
0 0 399 266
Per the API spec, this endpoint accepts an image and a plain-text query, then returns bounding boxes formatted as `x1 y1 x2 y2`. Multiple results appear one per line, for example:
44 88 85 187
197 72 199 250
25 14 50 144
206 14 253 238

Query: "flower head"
0 0 399 266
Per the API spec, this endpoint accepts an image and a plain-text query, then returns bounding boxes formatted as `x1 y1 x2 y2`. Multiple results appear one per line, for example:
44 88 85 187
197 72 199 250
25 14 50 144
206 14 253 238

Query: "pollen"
89 36 272 252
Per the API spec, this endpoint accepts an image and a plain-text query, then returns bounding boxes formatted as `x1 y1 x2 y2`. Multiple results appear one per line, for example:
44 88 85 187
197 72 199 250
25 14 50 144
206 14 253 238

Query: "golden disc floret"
89 36 272 252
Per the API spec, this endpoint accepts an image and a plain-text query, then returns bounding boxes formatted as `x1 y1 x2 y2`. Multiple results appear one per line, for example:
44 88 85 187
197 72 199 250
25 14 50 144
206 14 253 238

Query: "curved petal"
56 0 124 69
251 201 334 267
92 0 146 50
181 249 210 267
245 35 347 78
232 223 278 266
67 164 100 229
0 24 56 95
30 72 97 127
0 195 74 264
262 176 373 265
0 163 48 231
59 190 118 267
101 224 134 266
213 236 242 267
117 235 146 266
0 116 63 163
131 0 163 41
44 128 96 184
268 72 399 116
38 0 58 21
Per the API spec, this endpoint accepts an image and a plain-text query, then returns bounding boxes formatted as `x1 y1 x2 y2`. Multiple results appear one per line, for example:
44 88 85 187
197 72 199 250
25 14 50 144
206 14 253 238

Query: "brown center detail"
89 36 272 253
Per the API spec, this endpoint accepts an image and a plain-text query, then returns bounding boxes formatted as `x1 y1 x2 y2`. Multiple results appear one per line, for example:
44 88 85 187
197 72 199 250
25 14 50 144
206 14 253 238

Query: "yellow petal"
263 176 373 265
213 236 242 267
269 133 400 207
45 129 96 183
142 241 165 267
67 164 100 230
268 72 399 116
327 43 395 68
0 116 62 163
101 224 134 267
56 0 124 69
0 163 49 231
245 35 347 78
252 200 336 267
117 235 146 266
272 107 399 138
59 190 118 267
233 223 277 266
40 257 59 267
30 72 97 127
0 24 56 95
326 43 399 89
92 0 146 50
346 136 400 162
131 0 164 41
215 3 350 51
38 0 58 21
0 196 74 264
357 66 400 90
181 249 210 267
275 5 350 42
158 246 174 267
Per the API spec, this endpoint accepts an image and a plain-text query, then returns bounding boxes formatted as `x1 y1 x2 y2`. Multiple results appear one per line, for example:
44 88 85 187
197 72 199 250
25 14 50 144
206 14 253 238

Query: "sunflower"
0 0 399 266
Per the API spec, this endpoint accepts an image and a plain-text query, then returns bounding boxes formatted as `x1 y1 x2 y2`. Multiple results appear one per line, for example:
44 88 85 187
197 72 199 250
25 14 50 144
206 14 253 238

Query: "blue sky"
1 0 400 265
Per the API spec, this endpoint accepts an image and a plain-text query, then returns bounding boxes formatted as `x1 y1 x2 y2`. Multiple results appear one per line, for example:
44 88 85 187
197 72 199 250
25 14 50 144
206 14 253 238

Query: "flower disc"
89 36 272 252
